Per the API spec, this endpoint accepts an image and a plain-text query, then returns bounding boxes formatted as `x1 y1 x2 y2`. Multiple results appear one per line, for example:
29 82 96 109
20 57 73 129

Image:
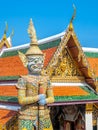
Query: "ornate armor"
17 75 54 130
16 19 54 130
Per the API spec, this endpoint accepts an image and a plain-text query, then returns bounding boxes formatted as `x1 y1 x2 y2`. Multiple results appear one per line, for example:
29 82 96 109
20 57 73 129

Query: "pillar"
85 104 93 130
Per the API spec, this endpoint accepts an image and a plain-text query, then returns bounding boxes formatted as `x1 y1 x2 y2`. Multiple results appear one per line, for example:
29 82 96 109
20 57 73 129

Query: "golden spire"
69 4 76 31
10 29 14 39
4 22 8 34
26 19 43 56
3 22 8 40
28 18 37 45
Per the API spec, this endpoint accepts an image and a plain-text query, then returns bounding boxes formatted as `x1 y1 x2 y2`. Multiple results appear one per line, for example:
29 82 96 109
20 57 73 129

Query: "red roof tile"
0 109 17 125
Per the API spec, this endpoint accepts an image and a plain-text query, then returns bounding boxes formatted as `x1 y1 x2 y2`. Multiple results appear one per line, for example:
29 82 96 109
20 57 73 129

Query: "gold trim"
93 119 97 126
0 34 11 48
86 104 93 112
51 76 84 82
94 104 98 109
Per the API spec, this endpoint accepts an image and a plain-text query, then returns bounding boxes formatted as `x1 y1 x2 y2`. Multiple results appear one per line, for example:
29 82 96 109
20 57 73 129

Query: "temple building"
0 10 98 130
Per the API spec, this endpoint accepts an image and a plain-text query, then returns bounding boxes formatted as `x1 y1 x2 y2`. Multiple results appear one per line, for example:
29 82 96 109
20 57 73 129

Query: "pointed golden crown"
26 19 43 56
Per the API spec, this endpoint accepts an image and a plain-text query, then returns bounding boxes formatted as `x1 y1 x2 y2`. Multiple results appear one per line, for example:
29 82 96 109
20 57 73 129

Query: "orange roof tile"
0 86 17 96
43 47 57 67
53 86 89 96
0 109 17 125
0 47 57 77
0 56 28 76
0 85 89 97
87 57 98 76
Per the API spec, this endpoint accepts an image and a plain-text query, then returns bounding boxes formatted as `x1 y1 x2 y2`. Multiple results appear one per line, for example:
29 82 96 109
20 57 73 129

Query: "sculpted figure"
16 19 54 130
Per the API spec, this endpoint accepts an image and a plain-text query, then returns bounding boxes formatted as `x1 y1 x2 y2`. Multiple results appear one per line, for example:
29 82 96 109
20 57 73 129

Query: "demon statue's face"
27 55 44 74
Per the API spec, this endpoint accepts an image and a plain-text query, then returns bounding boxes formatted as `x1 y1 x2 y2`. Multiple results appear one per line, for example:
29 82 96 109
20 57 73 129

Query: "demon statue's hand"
39 99 46 105
38 94 46 105
38 94 46 100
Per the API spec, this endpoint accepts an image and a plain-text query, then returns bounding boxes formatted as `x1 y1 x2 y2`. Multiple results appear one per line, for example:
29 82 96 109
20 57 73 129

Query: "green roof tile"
0 85 98 103
1 39 61 57
85 52 98 58
54 86 98 102
0 96 18 102
0 76 20 81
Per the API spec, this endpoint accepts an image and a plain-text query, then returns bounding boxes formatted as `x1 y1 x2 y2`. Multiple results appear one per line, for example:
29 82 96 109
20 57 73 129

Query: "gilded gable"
46 46 84 82
54 48 82 77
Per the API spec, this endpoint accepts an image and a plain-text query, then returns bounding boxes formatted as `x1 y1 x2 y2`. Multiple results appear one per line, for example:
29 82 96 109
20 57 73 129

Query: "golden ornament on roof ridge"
69 4 76 31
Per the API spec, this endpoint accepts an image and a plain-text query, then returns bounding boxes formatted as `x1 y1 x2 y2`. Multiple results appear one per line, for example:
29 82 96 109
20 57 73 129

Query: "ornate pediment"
45 9 95 87
46 47 84 82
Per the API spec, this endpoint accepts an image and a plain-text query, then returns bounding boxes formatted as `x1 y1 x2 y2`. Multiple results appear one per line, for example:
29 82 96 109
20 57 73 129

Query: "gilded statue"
16 19 54 130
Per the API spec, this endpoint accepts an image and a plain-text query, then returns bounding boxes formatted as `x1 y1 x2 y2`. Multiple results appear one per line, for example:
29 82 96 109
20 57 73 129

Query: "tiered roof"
0 27 98 104
0 9 98 128
0 38 60 80
0 109 17 128
0 18 98 108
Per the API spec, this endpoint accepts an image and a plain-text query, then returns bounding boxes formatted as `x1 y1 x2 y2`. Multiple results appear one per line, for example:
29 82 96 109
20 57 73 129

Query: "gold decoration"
10 29 14 39
26 19 43 56
95 81 98 93
93 105 98 126
93 120 97 126
69 4 76 31
28 18 37 44
51 76 84 82
55 51 81 77
78 48 88 67
86 104 93 113
78 47 95 79
18 51 28 67
47 47 82 81
41 68 47 76
46 14 95 84
0 22 12 49
4 21 8 34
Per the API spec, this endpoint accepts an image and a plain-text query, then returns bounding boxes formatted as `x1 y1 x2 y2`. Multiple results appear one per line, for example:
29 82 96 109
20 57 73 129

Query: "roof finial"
4 21 8 34
69 4 76 31
10 29 14 39
28 18 37 45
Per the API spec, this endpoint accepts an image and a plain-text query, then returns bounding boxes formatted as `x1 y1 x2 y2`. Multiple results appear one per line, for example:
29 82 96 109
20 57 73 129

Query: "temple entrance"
50 105 85 130
63 121 75 130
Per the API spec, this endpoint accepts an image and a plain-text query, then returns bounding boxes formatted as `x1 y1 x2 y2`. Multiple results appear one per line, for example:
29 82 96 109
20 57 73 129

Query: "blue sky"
0 0 98 48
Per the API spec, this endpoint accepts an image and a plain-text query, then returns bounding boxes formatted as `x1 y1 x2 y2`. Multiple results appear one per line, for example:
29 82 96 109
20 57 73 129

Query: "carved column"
85 104 93 130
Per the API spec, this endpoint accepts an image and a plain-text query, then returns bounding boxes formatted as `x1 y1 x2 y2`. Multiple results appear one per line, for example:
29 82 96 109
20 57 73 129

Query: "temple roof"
0 84 98 104
0 109 17 127
0 22 98 105
0 33 98 80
